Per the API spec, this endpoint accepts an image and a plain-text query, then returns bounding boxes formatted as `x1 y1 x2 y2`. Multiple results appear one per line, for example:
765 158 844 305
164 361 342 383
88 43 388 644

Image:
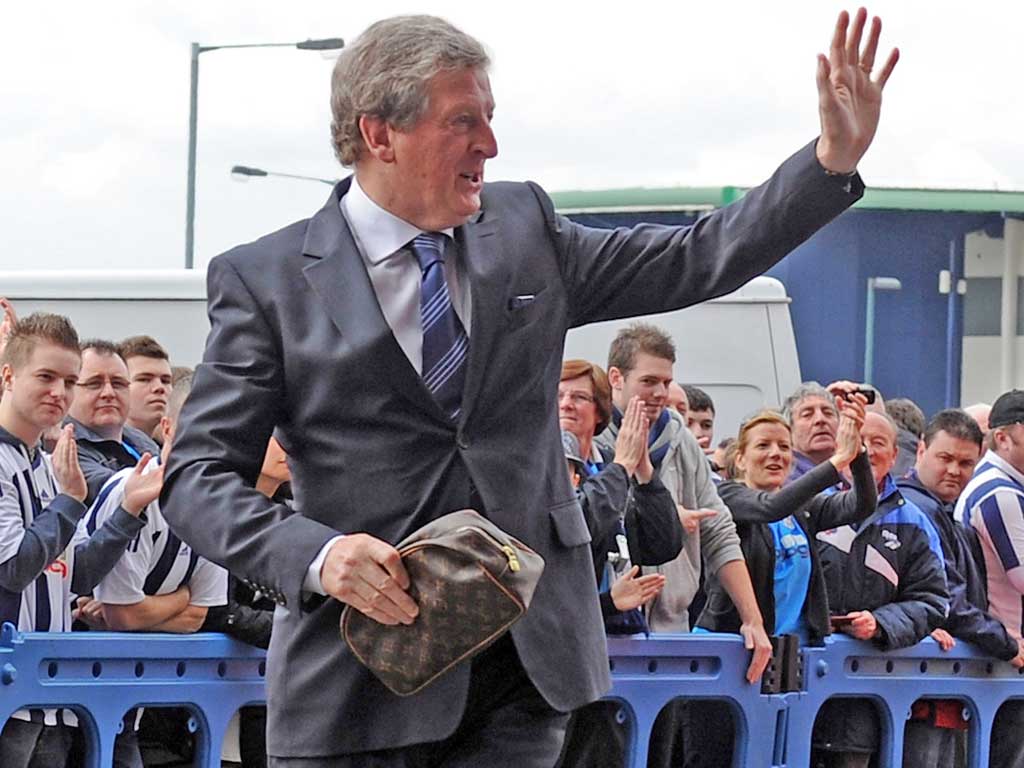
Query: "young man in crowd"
682 385 716 455
596 323 770 768
0 314 154 768
65 340 159 504
897 409 1022 767
813 411 948 768
956 390 1024 768
118 335 173 444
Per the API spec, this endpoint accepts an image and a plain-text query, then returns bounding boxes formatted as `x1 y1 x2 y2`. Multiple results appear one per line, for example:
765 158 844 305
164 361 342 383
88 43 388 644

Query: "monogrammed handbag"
340 509 545 696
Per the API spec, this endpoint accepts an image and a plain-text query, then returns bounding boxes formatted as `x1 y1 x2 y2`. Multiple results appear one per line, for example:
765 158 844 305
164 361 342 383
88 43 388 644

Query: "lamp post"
230 165 337 186
185 37 344 269
864 276 902 385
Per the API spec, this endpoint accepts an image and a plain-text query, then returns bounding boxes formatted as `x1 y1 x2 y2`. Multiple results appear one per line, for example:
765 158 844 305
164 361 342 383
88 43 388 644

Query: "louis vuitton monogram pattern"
342 534 529 696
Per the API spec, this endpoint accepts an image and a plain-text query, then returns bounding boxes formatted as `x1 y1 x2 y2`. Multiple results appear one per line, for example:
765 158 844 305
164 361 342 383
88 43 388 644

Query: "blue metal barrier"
3 626 1023 767
0 624 266 767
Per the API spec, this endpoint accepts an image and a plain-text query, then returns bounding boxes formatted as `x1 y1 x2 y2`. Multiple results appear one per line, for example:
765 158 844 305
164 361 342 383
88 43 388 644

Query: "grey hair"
329 15 490 167
781 381 836 424
165 369 193 424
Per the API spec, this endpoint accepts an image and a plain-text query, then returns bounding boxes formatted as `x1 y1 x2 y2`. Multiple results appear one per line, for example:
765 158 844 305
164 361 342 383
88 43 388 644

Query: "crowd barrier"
2 624 1023 767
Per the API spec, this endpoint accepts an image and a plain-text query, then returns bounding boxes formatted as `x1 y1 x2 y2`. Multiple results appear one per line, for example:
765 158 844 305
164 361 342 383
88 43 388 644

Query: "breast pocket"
504 286 549 332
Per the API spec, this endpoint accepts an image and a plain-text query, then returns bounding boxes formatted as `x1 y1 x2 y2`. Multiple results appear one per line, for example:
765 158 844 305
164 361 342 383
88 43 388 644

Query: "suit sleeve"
160 255 342 613
533 141 863 328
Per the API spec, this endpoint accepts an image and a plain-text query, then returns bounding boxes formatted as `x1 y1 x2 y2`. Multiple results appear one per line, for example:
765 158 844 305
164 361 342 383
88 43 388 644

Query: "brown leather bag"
340 509 545 696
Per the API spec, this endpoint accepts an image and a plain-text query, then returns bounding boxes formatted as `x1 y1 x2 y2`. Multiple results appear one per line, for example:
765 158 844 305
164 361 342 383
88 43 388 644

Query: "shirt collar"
341 176 454 266
983 449 1024 488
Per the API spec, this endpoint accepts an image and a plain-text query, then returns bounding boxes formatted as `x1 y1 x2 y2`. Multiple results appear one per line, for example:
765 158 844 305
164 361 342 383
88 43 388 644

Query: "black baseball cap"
989 390 1024 429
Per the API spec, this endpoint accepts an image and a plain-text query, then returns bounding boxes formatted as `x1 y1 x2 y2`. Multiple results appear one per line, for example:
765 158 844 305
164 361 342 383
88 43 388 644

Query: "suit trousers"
268 634 569 767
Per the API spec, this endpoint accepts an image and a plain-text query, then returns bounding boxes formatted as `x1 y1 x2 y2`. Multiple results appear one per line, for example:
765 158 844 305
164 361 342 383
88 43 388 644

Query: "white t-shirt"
85 464 226 608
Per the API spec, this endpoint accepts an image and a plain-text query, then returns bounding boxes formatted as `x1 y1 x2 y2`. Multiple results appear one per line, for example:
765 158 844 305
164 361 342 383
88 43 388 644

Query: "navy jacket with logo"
815 474 949 650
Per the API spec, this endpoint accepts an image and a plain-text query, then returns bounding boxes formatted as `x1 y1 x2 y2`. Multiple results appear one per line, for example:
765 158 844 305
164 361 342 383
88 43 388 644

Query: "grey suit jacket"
161 140 863 758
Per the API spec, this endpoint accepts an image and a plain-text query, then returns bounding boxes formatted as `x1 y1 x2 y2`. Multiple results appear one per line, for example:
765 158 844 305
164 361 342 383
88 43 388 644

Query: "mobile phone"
830 614 856 629
842 387 876 405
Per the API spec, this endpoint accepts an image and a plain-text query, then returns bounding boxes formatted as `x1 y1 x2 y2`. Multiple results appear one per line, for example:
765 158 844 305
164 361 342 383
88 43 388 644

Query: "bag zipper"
454 526 521 572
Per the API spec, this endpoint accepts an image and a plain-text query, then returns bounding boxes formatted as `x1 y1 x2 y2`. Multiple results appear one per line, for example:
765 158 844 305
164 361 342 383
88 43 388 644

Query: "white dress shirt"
303 175 473 594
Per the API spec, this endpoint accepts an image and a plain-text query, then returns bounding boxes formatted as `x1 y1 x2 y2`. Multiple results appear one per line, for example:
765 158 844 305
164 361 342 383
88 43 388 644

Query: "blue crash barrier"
2 625 1023 767
608 633 1024 768
0 623 266 767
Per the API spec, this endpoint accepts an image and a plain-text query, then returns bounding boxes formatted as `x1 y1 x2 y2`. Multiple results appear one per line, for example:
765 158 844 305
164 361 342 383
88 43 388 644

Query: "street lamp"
864 276 902 385
230 165 337 186
185 37 345 268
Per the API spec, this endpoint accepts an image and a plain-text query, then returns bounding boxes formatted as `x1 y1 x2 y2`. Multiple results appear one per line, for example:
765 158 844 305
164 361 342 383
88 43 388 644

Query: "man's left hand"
841 610 879 640
740 621 773 684
931 628 956 652
815 8 899 174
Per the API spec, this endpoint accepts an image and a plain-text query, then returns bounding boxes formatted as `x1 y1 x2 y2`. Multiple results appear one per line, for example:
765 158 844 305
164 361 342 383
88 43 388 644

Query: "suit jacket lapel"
456 213 503 426
301 179 446 419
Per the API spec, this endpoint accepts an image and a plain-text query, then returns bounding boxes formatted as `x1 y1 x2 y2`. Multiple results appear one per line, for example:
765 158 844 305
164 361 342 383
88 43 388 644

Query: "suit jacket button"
457 435 470 450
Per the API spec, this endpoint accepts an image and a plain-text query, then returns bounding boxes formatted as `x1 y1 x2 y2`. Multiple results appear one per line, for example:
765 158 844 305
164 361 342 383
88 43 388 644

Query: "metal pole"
944 238 963 408
185 43 200 269
1000 217 1021 392
864 278 876 385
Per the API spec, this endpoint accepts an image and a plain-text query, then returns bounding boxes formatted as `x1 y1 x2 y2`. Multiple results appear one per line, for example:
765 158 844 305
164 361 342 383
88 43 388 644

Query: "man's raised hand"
52 424 87 503
815 8 899 174
122 453 163 516
321 534 418 626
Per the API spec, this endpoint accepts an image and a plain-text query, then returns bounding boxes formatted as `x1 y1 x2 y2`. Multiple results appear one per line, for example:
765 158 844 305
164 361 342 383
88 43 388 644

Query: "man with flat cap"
162 10 899 766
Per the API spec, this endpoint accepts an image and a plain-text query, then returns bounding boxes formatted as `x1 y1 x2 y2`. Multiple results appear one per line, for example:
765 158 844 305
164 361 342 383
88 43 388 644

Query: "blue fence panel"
0 624 266 767
4 625 1024 767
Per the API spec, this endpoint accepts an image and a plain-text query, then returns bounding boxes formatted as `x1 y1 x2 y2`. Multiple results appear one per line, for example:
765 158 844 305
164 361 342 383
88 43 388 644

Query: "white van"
563 275 801 441
0 271 800 440
0 270 210 366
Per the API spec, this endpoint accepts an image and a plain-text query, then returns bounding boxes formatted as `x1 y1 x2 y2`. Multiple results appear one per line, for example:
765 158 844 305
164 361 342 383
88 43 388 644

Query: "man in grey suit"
162 11 898 767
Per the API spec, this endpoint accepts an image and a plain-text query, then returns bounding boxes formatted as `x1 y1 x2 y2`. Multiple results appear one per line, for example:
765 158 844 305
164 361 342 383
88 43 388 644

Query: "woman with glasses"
555 359 683 768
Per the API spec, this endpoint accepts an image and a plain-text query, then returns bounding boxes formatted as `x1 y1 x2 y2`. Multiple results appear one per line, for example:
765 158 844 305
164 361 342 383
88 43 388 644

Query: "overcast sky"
3 0 1020 271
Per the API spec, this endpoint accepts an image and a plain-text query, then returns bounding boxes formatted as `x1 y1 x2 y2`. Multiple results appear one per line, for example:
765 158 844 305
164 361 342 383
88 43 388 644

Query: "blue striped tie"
410 233 468 420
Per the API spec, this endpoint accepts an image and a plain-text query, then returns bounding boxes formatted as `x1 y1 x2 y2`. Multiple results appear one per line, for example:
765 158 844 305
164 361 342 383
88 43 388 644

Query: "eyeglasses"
558 391 595 405
76 377 130 392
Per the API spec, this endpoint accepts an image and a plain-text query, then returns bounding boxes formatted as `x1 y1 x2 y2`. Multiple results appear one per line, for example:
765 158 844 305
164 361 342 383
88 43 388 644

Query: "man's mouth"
459 172 482 185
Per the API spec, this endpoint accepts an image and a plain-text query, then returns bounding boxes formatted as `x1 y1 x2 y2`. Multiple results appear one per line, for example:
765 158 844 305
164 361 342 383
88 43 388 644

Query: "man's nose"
476 122 498 159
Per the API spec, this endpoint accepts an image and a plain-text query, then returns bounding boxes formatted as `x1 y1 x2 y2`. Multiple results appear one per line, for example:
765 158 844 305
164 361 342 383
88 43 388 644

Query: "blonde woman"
697 396 875 644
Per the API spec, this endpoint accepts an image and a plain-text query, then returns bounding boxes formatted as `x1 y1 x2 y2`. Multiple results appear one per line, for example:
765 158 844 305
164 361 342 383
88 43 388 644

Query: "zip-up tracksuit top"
816 474 949 650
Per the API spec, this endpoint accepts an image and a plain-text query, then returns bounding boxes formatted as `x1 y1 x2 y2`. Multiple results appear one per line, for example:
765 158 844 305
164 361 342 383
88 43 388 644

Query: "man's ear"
916 438 926 463
1 363 13 393
607 366 624 392
358 114 396 163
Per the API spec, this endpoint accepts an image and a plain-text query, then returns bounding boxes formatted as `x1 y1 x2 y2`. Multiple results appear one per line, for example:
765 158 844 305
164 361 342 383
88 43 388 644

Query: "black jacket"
573 455 683 622
697 451 876 644
897 472 1017 660
816 475 949 650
